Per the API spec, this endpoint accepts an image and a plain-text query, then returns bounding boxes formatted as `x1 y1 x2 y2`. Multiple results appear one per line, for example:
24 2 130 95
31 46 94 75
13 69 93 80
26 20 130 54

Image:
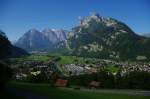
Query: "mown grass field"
13 55 51 62
58 55 86 65
13 54 94 65
7 81 150 99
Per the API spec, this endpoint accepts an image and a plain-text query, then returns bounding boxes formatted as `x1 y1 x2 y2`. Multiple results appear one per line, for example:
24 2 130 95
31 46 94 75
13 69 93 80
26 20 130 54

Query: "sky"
0 0 150 41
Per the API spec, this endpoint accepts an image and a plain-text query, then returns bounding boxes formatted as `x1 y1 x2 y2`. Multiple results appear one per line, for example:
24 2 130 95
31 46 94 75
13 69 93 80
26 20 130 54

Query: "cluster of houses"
12 60 58 80
62 64 97 76
61 59 150 76
11 57 150 89
88 59 150 71
120 62 150 74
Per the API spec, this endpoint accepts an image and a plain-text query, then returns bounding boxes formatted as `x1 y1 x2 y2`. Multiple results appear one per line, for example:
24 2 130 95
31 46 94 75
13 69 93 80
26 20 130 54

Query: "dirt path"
62 88 150 96
85 89 150 96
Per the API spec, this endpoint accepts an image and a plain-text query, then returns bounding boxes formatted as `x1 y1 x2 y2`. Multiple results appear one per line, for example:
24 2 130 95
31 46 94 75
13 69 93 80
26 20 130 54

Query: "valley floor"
4 81 150 99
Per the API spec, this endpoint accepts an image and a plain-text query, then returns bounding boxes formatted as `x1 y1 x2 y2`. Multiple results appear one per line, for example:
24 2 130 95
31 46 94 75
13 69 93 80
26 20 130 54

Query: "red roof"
55 79 68 87
89 81 100 87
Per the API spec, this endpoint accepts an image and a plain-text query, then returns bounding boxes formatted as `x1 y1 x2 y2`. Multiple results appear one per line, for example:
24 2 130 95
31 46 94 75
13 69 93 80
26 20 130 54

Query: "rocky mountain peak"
42 28 54 33
79 13 118 28
15 28 67 52
28 28 39 33
68 13 150 60
90 13 101 19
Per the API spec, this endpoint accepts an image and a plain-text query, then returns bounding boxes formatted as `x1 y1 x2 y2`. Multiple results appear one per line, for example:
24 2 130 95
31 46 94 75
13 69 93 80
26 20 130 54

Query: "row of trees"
17 68 150 90
22 70 150 90
68 71 150 90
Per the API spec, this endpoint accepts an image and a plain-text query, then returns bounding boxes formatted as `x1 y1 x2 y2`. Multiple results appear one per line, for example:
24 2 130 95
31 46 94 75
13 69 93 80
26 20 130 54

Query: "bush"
125 71 150 89
26 71 49 83
68 71 150 90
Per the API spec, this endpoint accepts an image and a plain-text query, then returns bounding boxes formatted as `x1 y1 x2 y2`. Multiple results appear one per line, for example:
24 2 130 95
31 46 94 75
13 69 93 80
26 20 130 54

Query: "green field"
54 55 102 66
7 82 150 99
105 65 120 73
58 55 86 65
13 55 51 62
12 54 96 65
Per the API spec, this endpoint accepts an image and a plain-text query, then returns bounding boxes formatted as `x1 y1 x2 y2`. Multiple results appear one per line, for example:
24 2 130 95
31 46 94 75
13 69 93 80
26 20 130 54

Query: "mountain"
13 13 150 61
142 33 150 37
15 29 52 51
0 30 29 59
15 28 67 52
42 28 67 44
67 13 150 60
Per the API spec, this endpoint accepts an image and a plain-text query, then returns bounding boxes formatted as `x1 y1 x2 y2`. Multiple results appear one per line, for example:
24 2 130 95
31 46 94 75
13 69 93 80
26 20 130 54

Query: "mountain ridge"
14 13 150 60
15 28 67 52
67 13 150 60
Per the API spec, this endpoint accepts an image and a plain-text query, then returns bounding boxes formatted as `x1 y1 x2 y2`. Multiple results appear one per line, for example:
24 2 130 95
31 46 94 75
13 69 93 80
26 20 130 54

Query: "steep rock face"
15 28 67 52
42 28 66 44
52 29 67 42
42 28 58 44
68 13 150 60
15 29 52 51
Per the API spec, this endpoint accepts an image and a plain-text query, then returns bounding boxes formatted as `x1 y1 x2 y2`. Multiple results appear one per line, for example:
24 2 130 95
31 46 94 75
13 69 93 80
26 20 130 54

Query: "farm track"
61 87 150 96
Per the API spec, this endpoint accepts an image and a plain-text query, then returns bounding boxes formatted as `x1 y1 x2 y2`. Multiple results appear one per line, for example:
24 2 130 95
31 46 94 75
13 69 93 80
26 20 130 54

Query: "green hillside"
68 14 150 61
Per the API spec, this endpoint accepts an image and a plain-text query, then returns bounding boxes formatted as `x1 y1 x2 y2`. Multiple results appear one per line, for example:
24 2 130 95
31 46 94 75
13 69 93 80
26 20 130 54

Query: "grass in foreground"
0 90 25 99
8 81 150 99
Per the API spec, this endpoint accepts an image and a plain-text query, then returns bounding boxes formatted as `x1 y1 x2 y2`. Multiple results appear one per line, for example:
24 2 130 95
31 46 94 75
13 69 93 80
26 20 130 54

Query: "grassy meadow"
7 81 150 99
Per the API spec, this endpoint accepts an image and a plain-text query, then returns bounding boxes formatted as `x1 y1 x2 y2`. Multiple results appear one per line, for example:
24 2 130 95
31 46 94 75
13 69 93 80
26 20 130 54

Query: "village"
10 55 150 88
